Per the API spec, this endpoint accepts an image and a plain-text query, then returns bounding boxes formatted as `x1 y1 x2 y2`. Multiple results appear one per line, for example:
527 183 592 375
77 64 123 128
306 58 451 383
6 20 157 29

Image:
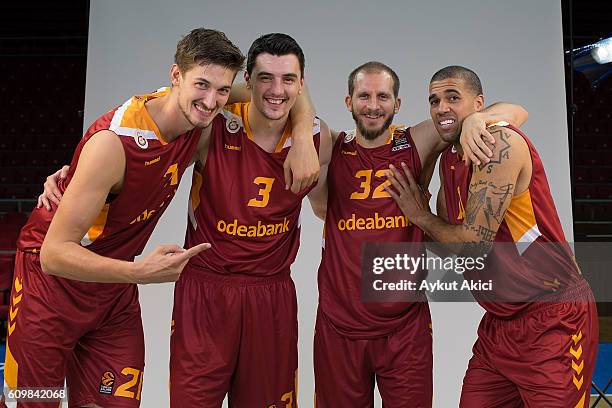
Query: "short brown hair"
348 61 400 97
174 28 245 74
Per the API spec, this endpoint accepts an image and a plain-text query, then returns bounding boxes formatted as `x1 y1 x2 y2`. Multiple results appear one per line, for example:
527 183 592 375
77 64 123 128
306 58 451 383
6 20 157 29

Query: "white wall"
86 1 571 406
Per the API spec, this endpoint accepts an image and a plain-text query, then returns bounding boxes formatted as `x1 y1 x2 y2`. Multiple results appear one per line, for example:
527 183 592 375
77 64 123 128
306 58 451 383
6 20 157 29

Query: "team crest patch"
344 129 356 143
135 131 148 149
99 371 115 395
226 117 241 133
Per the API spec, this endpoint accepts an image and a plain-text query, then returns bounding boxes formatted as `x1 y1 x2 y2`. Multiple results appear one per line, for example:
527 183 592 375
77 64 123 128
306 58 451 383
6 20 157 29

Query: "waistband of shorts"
182 266 291 286
515 278 594 317
18 248 40 255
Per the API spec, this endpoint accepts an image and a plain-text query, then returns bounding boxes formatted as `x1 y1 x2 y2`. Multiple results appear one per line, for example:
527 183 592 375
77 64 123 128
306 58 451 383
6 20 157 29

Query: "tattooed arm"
385 126 530 254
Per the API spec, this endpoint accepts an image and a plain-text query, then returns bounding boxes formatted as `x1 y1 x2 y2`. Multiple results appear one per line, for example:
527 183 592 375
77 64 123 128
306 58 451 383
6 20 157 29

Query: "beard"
352 110 395 141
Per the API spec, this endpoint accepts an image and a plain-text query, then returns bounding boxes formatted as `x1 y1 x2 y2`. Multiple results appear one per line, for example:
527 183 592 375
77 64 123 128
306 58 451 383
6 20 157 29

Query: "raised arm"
284 85 319 193
40 131 208 284
385 126 529 253
307 120 332 220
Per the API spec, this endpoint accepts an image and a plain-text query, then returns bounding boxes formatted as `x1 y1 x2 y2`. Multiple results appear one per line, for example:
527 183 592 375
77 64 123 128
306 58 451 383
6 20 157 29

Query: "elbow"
516 106 529 127
39 241 57 276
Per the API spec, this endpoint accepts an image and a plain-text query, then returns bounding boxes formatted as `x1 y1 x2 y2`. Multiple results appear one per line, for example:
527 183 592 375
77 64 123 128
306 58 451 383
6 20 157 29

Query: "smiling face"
346 70 400 140
171 62 236 129
428 77 484 143
245 52 303 122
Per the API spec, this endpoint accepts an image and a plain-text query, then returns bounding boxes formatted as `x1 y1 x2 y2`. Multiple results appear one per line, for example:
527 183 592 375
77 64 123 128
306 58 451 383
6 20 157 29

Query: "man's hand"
132 242 211 284
384 163 431 222
37 165 70 210
460 112 495 167
284 134 319 194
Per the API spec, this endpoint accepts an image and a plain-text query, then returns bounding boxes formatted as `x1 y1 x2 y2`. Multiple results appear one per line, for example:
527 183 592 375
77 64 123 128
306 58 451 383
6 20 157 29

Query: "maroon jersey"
184 102 321 277
441 124 585 317
318 126 427 339
17 87 201 261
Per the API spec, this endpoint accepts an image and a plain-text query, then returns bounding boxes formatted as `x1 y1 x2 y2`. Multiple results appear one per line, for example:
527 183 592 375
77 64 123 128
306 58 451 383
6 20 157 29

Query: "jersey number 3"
248 176 275 208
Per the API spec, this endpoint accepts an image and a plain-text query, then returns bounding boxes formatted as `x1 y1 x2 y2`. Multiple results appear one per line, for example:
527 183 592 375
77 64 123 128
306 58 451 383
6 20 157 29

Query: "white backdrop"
85 1 571 406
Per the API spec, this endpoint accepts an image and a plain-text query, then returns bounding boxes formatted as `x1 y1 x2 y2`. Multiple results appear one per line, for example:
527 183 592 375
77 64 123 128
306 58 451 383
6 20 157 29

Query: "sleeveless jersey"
441 124 584 317
17 87 201 261
184 102 321 277
318 126 427 339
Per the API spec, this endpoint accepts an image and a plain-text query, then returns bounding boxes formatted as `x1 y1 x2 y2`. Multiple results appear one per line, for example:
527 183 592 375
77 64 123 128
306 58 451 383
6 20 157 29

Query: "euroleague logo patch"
226 117 241 133
135 131 149 149
390 136 411 152
99 371 115 395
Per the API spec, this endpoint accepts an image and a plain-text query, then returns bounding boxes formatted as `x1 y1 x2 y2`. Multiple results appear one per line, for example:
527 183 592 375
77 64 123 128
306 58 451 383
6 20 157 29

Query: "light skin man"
5 28 243 408
169 33 330 407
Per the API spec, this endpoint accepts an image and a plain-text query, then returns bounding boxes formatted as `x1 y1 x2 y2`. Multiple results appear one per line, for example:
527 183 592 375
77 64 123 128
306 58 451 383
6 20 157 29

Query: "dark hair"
246 33 305 78
430 65 483 95
175 28 245 74
348 61 400 97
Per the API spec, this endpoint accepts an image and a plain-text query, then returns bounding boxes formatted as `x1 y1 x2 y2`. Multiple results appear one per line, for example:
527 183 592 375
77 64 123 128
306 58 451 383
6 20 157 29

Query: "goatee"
353 111 395 141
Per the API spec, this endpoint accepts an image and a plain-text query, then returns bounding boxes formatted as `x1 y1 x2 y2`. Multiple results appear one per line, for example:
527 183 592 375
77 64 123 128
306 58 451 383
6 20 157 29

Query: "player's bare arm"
284 84 319 193
40 130 209 284
227 81 251 104
307 120 332 220
459 102 528 166
190 124 213 167
384 126 530 253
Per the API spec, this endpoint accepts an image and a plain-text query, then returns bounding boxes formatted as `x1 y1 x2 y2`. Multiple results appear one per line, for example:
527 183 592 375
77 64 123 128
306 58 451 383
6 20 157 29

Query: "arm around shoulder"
480 102 528 128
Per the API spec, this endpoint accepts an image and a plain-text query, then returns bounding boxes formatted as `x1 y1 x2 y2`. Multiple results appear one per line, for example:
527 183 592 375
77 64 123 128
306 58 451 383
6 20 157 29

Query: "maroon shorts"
169 267 298 407
2 251 145 408
460 279 598 408
314 303 433 408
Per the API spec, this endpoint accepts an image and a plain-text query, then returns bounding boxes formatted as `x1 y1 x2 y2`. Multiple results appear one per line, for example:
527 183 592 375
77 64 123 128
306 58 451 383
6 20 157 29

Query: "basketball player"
168 33 331 407
386 65 598 407
312 61 528 407
3 28 318 408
